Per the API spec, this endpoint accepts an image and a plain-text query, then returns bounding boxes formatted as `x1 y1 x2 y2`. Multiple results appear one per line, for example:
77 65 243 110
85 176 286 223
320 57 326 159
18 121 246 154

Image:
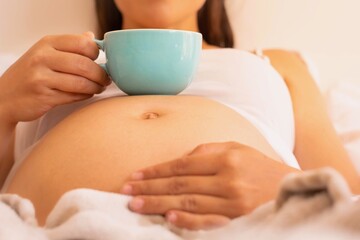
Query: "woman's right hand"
0 32 111 124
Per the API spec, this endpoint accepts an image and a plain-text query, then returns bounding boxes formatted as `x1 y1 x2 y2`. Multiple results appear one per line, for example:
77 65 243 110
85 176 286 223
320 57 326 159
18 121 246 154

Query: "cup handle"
93 39 109 74
94 39 104 50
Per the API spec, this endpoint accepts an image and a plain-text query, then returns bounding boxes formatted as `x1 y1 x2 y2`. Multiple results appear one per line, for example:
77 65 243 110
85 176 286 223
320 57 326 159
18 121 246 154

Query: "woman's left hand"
122 142 299 230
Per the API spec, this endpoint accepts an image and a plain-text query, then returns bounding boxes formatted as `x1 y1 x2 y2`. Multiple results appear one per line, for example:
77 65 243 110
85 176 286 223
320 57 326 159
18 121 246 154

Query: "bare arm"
263 49 360 193
0 105 16 187
0 33 110 187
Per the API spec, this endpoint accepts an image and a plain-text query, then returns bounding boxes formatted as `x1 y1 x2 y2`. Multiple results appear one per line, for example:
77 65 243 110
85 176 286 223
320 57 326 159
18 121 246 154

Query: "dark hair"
95 0 234 48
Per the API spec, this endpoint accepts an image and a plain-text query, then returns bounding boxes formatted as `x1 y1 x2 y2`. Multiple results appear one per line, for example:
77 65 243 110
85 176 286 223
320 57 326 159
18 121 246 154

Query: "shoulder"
261 49 314 87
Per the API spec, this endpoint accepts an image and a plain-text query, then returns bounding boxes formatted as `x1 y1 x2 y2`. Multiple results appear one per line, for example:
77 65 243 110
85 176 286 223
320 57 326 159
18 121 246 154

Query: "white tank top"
14 49 299 170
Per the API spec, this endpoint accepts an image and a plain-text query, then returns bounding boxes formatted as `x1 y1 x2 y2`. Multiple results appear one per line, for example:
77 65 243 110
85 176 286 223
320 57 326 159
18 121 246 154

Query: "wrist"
0 104 17 129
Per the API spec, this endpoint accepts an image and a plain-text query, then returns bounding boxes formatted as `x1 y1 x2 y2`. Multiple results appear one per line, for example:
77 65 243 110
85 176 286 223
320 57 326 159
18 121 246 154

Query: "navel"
142 112 160 120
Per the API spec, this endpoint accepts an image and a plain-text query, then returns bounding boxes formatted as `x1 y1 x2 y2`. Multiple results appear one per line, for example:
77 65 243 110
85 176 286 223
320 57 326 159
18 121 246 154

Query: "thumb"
188 142 233 156
83 31 95 39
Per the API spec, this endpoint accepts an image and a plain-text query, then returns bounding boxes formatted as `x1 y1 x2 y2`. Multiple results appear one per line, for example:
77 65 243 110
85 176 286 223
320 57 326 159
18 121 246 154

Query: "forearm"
291 77 360 192
0 108 16 187
263 49 360 193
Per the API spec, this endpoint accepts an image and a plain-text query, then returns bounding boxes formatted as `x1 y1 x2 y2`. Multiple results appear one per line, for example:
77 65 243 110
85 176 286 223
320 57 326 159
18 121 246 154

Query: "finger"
131 153 223 181
166 210 230 230
47 34 99 60
131 142 247 180
123 176 223 197
58 92 94 105
82 31 95 39
45 89 94 107
188 142 242 156
48 71 105 95
128 194 231 216
48 50 110 87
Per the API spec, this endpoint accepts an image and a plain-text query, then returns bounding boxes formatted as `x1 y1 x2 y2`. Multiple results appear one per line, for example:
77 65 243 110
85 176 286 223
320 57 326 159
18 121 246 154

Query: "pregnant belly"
6 95 280 224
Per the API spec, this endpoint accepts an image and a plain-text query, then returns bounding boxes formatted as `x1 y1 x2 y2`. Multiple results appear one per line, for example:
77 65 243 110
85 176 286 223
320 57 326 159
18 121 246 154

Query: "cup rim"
104 29 202 37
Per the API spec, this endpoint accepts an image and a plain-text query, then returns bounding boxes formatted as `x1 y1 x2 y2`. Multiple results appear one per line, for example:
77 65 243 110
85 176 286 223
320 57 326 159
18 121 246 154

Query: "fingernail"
122 184 132 195
131 172 144 180
83 31 95 39
167 212 177 223
130 198 144 211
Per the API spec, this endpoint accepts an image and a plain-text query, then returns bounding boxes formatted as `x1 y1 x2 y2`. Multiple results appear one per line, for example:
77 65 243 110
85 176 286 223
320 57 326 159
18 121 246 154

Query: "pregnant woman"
0 0 358 229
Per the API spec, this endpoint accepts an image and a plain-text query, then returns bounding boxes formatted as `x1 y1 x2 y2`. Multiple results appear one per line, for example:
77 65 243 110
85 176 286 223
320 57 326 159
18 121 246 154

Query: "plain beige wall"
227 0 360 88
0 0 98 54
1 0 360 89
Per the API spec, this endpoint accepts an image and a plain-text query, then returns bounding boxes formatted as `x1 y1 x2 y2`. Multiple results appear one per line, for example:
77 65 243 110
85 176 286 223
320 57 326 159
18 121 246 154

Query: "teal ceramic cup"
94 29 202 95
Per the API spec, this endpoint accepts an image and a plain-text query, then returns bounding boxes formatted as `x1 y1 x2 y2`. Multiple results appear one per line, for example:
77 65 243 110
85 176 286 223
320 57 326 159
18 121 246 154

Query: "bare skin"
122 50 360 230
0 32 110 186
7 95 284 225
1 0 358 231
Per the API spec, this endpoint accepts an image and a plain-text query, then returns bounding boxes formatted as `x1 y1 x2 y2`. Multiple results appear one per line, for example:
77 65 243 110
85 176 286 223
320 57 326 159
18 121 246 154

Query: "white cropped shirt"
14 49 299 171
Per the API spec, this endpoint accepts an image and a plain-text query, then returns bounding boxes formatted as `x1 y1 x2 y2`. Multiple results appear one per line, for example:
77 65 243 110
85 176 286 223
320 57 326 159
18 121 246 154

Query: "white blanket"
1 168 360 240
